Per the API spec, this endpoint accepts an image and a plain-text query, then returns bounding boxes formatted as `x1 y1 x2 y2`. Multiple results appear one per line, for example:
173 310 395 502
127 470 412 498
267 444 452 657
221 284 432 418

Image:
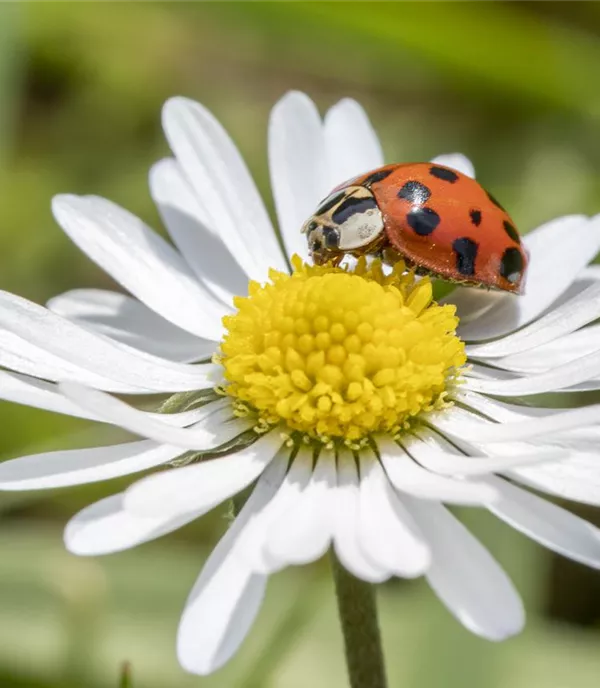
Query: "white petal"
581 264 600 280
452 391 600 443
59 382 250 449
332 449 389 583
508 453 600 507
428 405 572 459
456 214 599 341
162 98 286 280
269 91 328 261
264 447 336 567
405 497 524 641
435 403 600 444
324 98 384 186
232 452 292 564
481 325 600 375
407 428 564 475
0 291 221 393
48 288 214 363
239 447 313 574
534 263 600 313
560 379 600 393
52 195 226 340
0 439 184 490
486 476 600 568
0 370 96 419
150 159 248 306
179 565 264 677
176 461 283 675
466 281 600 360
0 372 217 426
441 288 505 326
430 153 475 179
124 431 282 518
377 436 498 504
466 363 517 382
454 393 562 422
65 493 202 555
0 326 148 394
357 451 430 578
454 389 561 421
464 350 600 397
540 427 600 452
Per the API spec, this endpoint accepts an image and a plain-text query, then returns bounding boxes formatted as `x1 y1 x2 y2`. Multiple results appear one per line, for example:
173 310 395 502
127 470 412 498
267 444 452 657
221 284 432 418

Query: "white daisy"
1 91 600 676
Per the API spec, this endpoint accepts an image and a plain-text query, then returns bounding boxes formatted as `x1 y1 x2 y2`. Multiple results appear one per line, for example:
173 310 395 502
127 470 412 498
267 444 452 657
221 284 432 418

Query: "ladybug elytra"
301 163 528 294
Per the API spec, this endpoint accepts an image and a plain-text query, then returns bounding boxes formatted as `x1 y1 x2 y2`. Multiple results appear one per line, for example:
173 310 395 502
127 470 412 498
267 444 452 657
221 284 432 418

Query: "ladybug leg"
381 245 403 266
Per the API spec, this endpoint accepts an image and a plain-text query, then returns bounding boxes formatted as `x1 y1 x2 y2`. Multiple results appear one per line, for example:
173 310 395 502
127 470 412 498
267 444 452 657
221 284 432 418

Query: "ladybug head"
301 186 385 265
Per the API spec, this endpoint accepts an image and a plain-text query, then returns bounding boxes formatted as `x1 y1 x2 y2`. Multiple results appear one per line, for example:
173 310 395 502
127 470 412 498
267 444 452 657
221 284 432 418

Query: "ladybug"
301 163 528 294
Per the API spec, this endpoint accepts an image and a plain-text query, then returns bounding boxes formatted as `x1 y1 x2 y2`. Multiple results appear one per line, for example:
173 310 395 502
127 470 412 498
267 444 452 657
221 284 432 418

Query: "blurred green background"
0 2 600 687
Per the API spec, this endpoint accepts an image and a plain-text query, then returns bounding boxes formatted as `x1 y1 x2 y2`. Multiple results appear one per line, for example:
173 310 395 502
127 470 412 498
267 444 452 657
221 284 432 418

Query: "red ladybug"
301 163 528 294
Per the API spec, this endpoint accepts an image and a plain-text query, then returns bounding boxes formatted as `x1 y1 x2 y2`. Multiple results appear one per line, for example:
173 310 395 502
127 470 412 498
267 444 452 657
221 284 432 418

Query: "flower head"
221 256 465 443
1 92 600 674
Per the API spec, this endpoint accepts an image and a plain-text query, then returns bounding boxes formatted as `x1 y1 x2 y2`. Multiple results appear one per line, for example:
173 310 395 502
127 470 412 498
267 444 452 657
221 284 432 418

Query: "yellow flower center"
218 256 466 445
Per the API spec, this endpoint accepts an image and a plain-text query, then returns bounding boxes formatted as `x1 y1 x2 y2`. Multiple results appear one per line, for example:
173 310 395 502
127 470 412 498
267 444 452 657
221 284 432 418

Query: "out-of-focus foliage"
0 3 599 687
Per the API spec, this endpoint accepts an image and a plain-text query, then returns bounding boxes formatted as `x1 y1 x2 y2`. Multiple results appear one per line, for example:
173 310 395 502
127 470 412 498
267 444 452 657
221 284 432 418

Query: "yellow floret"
219 256 466 444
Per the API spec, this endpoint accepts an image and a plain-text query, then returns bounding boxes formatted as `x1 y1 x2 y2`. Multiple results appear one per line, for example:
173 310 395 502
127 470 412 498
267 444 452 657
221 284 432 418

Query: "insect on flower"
302 162 529 294
2 92 600 677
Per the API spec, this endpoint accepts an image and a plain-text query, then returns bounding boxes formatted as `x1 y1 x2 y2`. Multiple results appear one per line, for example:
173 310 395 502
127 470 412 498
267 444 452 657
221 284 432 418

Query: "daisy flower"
1 91 600 677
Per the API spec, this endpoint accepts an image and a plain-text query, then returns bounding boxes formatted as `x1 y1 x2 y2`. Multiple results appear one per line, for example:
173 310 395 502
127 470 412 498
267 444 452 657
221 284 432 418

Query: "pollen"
219 256 466 444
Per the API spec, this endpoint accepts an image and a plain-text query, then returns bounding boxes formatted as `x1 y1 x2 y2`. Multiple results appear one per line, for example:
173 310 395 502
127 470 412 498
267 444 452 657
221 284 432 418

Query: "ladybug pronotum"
301 163 528 294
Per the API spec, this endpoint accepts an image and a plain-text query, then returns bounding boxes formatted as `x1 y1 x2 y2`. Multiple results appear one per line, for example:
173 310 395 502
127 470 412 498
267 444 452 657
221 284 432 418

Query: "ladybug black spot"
316 191 345 216
503 220 520 244
406 207 440 236
398 181 431 205
429 166 459 183
332 196 378 225
486 190 506 212
363 168 394 187
500 247 524 283
469 209 482 227
452 237 478 276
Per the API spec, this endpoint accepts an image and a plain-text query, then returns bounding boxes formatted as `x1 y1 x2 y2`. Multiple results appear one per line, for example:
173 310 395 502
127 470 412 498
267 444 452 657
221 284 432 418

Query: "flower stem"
331 552 388 688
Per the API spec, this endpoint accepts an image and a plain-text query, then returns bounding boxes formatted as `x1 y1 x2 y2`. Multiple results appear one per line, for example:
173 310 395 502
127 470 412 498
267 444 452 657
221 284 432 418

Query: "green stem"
119 661 132 688
331 553 388 688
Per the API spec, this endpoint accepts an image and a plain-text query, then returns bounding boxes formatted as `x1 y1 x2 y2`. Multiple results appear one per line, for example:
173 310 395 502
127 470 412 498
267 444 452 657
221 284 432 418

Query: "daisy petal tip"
162 95 191 116
63 528 86 557
481 613 525 642
391 543 432 580
272 90 318 119
162 97 208 135
250 556 285 577
63 517 103 558
329 97 360 113
176 644 215 677
279 89 313 105
148 157 171 183
357 569 390 585
51 193 82 218
412 547 433 578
